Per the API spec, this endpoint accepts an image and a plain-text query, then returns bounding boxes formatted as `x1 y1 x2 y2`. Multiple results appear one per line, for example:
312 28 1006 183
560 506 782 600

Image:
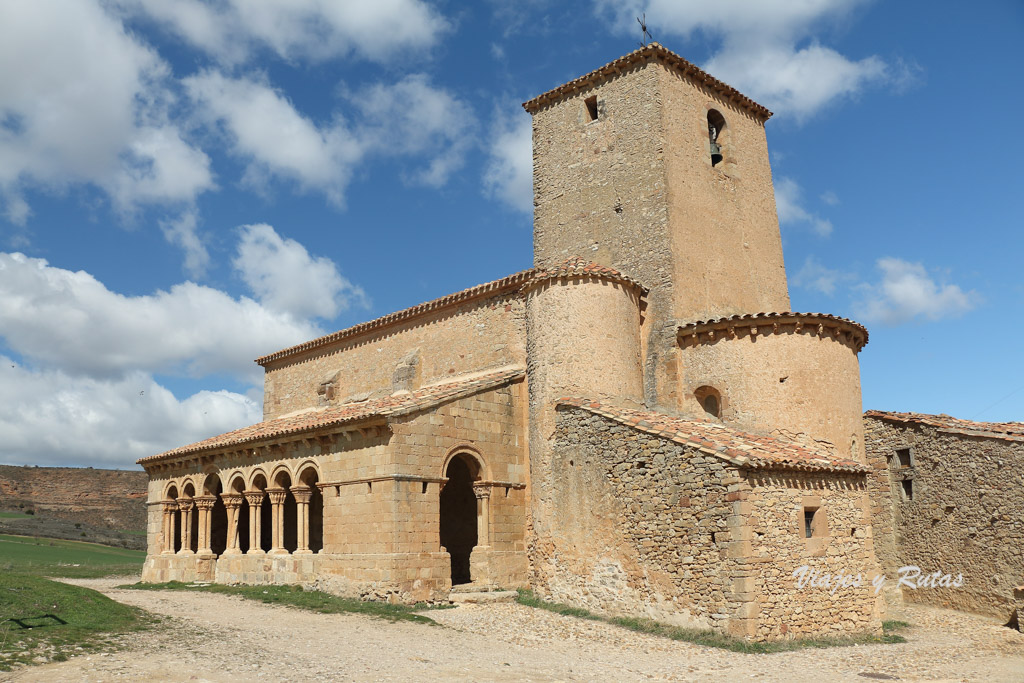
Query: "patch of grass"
0 572 151 671
122 582 441 625
882 619 911 632
516 590 907 653
0 512 34 519
0 534 145 578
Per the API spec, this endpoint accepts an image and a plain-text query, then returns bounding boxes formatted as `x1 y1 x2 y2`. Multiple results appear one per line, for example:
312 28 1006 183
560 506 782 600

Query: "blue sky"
1 0 1021 468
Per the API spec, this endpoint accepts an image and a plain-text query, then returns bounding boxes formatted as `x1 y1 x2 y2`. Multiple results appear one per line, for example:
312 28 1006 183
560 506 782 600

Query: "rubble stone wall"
865 417 1024 620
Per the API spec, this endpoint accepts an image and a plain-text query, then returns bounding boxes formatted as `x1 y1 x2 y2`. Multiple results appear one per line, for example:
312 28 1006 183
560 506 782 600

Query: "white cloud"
596 0 892 119
775 177 833 236
233 224 368 320
353 75 478 188
854 258 977 325
792 256 852 296
820 190 840 206
160 209 209 278
0 358 259 468
0 1 213 215
483 111 533 213
115 0 450 65
184 71 362 205
0 251 322 382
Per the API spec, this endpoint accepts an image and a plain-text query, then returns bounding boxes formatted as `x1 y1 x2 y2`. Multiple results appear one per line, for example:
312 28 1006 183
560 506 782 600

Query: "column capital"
194 495 217 511
267 487 288 505
221 493 243 508
161 500 179 513
243 490 265 507
473 484 491 500
176 497 194 511
290 485 313 504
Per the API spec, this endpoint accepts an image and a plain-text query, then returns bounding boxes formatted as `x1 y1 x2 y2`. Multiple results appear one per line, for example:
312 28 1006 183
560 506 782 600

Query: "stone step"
448 590 518 604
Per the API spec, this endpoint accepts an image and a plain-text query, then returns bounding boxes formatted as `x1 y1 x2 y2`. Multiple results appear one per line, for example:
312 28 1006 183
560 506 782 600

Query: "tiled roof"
558 398 869 473
527 256 647 293
677 312 869 352
139 368 525 465
522 43 772 121
865 410 1024 443
255 270 535 366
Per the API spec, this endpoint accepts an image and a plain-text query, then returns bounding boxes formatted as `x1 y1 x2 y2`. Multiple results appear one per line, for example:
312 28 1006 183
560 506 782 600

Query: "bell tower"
523 43 791 405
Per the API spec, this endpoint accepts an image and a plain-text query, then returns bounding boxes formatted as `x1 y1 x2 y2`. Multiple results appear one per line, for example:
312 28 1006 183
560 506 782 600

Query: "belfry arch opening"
707 109 726 167
440 453 480 585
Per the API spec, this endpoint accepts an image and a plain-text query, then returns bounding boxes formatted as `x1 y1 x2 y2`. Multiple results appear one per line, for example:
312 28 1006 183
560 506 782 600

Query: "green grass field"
0 511 34 519
0 534 146 579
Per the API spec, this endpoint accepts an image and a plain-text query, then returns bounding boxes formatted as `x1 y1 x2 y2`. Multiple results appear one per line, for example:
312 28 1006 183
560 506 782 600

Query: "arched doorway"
298 466 324 553
204 474 228 556
440 454 479 585
166 485 181 552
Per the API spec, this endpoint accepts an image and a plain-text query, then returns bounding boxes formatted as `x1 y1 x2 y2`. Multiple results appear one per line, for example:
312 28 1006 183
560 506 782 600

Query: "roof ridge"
256 268 535 366
558 397 868 474
522 43 771 121
865 410 1024 441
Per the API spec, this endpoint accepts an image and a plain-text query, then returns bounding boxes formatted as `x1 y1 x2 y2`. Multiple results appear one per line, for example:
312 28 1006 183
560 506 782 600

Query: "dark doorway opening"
440 454 478 585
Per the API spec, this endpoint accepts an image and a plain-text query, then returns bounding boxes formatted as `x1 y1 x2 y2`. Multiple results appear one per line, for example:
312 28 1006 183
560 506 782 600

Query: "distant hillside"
0 464 148 532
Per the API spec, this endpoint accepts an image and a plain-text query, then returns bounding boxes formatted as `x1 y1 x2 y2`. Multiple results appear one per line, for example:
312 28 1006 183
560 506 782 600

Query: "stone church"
140 43 887 640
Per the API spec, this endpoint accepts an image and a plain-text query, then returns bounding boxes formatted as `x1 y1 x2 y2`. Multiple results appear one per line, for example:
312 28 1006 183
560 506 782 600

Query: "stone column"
176 498 195 555
161 501 178 554
267 488 288 555
244 490 265 554
194 496 216 557
473 484 491 547
291 486 313 555
221 493 243 555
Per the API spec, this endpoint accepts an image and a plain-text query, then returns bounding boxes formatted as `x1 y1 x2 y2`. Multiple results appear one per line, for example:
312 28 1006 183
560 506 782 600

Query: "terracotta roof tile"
558 398 868 473
527 256 647 293
255 270 535 366
523 43 772 121
678 312 869 352
865 410 1024 442
139 368 525 466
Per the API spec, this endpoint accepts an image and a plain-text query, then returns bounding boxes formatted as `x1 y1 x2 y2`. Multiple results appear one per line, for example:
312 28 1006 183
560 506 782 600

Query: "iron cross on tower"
637 14 653 47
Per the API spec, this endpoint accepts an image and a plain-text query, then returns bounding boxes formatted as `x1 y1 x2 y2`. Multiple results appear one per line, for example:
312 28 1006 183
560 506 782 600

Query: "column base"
294 549 314 555
176 550 195 556
197 551 216 560
222 548 243 556
269 548 289 556
245 549 266 556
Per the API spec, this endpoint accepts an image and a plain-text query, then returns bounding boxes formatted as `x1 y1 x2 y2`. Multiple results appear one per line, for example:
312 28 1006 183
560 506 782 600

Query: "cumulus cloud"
0 251 322 382
0 358 259 468
184 71 362 204
115 0 450 65
596 0 894 119
353 75 478 187
854 258 977 325
775 177 833 236
0 1 213 217
233 224 368 320
483 111 533 213
160 209 209 278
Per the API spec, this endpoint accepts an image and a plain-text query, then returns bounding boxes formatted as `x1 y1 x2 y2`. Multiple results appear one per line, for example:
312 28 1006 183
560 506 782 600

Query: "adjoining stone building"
140 43 887 640
865 411 1024 625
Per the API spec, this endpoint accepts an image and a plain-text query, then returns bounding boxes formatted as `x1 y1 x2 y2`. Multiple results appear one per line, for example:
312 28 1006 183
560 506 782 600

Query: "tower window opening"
707 110 726 167
694 386 722 418
584 95 598 122
896 448 912 468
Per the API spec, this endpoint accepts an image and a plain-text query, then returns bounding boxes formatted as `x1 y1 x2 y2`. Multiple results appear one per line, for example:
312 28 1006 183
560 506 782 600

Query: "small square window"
896 448 912 468
901 479 913 500
584 95 598 122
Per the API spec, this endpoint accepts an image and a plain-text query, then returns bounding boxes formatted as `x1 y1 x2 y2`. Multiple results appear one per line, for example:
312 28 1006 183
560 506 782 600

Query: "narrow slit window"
804 508 817 538
707 109 726 166
901 479 913 500
584 95 598 122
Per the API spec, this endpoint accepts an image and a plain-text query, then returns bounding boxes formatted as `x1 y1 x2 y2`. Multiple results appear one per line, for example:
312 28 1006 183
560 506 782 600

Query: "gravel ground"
3 578 1022 682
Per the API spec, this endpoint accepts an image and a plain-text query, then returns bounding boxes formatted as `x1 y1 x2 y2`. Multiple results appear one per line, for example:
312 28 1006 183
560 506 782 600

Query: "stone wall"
865 417 1024 620
261 289 527 420
542 406 881 639
0 464 147 530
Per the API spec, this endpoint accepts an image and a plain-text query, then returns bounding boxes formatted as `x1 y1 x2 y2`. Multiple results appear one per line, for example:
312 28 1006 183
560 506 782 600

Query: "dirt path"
4 578 1023 682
